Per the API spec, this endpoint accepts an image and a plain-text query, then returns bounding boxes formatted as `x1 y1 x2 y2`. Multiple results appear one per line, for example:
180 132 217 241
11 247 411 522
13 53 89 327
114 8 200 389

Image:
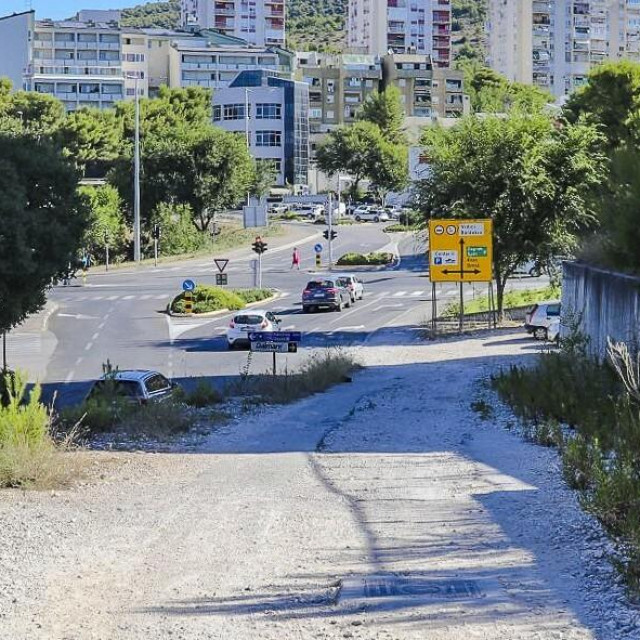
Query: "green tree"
7 91 65 135
110 124 254 232
250 159 277 198
564 60 640 151
358 86 407 144
0 133 87 336
58 108 123 176
316 121 407 199
78 184 129 263
417 114 606 314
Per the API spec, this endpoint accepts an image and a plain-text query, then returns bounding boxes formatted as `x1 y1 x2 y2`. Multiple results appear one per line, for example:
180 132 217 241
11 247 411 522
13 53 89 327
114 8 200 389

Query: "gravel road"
1 329 639 639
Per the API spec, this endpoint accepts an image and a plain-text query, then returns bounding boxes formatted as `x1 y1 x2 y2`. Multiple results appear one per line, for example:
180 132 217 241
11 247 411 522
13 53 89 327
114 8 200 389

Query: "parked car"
524 301 561 340
302 278 351 312
268 203 288 216
547 317 561 344
337 274 365 303
288 204 324 220
86 370 179 405
354 207 390 223
226 309 280 349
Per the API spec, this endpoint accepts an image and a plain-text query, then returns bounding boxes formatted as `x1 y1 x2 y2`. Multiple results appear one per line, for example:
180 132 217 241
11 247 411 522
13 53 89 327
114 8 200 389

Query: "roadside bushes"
492 337 640 591
0 372 79 488
336 252 394 266
170 286 273 314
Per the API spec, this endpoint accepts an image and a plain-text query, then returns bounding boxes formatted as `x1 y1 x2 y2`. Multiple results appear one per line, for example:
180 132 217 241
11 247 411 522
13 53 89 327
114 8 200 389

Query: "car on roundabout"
226 309 281 349
337 274 364 303
353 207 390 223
302 278 352 312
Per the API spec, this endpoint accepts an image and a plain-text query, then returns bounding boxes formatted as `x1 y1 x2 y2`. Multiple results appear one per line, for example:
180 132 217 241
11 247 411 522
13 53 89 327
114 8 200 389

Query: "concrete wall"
0 11 32 90
562 261 640 358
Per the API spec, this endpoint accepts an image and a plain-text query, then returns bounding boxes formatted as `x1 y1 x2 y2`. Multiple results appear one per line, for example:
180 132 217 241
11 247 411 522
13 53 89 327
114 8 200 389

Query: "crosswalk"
54 293 170 303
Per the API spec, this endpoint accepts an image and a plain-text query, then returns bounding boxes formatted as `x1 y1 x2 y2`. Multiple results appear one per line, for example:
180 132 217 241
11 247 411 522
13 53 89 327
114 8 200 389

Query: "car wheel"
355 216 361 222
528 266 541 277
374 216 380 223
336 301 343 312
351 295 356 304
359 292 364 300
534 327 548 340
227 341 234 350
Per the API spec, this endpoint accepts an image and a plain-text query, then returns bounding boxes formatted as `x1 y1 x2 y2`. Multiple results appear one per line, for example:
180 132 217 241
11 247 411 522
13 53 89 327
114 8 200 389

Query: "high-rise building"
487 0 640 98
180 0 285 48
347 0 452 68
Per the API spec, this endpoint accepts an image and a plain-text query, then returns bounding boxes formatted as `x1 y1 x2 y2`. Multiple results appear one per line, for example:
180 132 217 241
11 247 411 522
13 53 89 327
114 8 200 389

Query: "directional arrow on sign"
442 268 481 275
214 258 229 273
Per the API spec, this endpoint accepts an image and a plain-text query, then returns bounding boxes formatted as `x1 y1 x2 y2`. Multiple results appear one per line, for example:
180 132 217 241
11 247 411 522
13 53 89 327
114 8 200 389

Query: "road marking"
65 371 74 383
335 325 365 331
410 290 425 297
91 332 99 341
155 294 167 300
91 295 104 301
106 295 119 301
374 304 404 311
140 294 152 300
282 325 296 330
122 295 135 300
392 291 407 297
98 321 106 330
57 313 98 320
75 356 84 366
85 342 93 351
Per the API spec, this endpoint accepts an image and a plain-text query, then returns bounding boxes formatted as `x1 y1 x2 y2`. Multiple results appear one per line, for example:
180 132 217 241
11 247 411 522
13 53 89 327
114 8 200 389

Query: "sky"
1 0 141 20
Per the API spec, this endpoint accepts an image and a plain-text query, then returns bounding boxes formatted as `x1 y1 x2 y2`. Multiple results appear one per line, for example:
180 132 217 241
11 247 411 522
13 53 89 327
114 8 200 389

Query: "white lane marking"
334 325 365 331
57 313 98 320
122 295 135 300
373 304 404 311
65 371 74 383
282 325 296 330
91 332 99 341
155 294 167 300
106 295 119 301
410 290 425 297
166 316 222 343
140 294 153 300
90 295 104 301
75 356 84 366
392 291 407 297
98 322 106 330
85 342 94 351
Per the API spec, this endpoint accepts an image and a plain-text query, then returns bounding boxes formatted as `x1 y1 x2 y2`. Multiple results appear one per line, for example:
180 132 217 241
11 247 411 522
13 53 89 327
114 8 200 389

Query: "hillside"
117 0 486 58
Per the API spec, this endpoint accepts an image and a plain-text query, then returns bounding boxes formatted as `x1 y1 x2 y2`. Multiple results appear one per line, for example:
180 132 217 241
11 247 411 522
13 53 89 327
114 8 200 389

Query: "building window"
123 53 145 62
223 104 246 120
213 105 222 121
309 108 322 119
79 83 100 94
256 157 282 173
255 130 282 147
256 103 281 119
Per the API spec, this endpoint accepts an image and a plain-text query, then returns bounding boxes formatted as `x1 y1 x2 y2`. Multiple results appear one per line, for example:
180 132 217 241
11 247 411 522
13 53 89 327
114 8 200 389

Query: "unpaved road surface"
1 330 639 639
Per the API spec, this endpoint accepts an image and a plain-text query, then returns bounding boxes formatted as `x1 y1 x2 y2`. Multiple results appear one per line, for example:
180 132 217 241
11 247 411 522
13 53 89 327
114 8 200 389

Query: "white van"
524 301 561 340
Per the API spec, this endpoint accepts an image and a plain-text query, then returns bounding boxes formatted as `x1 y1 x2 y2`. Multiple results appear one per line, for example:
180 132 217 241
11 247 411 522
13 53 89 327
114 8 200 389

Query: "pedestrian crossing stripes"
56 293 169 303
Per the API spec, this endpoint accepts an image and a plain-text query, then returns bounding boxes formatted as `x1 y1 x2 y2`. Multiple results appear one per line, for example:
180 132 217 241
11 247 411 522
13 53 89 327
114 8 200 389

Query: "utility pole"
104 232 110 272
133 76 141 263
245 88 251 207
328 192 334 269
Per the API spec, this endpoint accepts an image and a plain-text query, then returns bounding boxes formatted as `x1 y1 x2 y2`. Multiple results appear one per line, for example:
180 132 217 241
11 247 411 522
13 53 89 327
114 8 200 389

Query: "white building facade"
487 0 640 98
180 0 285 48
347 0 452 68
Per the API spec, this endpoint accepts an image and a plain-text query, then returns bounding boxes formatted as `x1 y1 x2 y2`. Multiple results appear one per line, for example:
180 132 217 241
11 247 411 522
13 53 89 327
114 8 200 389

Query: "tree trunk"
495 275 506 322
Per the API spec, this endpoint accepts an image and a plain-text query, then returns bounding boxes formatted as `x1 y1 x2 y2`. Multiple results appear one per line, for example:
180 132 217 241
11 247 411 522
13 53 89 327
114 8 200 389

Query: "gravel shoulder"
1 329 639 639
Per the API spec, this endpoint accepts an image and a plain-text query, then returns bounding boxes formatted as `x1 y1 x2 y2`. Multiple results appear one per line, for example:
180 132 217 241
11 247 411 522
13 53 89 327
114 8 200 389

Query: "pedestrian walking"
291 247 301 270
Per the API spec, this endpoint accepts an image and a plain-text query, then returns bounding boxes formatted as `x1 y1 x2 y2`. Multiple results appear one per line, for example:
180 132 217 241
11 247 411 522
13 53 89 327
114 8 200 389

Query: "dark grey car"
302 278 352 312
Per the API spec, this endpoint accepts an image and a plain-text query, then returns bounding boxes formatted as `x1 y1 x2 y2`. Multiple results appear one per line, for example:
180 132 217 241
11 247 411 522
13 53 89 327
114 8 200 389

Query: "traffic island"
168 286 277 317
334 252 396 270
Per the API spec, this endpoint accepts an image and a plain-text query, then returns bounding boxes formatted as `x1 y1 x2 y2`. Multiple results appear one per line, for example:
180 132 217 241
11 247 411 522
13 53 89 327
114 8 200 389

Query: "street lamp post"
244 88 252 207
133 76 141 263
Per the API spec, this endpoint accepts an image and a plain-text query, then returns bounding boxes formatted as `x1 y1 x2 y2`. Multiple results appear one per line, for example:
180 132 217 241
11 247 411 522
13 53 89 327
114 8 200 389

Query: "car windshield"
306 280 335 289
233 314 264 325
337 278 351 287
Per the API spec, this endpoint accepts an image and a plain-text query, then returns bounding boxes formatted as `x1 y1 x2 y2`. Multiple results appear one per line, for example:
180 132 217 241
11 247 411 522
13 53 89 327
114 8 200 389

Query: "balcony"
532 1 550 12
432 11 450 24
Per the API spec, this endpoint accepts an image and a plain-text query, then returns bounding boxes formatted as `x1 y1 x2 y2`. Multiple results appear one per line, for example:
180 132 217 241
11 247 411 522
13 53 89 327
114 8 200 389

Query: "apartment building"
212 70 309 187
347 0 452 68
180 0 285 48
488 0 640 98
297 51 467 134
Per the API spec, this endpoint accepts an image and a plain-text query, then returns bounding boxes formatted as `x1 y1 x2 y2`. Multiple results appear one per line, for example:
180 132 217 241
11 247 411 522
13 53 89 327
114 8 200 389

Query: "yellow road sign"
428 219 493 283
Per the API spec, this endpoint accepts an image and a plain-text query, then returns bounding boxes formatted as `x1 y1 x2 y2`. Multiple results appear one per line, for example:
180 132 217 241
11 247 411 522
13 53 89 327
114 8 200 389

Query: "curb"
167 291 282 318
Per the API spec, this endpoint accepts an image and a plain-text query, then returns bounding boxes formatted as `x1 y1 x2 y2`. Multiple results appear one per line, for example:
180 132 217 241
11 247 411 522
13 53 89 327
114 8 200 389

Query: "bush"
336 252 394 266
181 380 223 408
237 348 358 404
384 223 421 232
171 285 245 314
0 372 80 488
232 288 274 305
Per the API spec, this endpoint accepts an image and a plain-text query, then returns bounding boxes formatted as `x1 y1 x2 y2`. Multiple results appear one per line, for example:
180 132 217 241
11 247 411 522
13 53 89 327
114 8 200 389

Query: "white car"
226 309 280 349
354 207 390 223
288 204 324 220
337 274 364 303
547 317 561 344
524 301 561 340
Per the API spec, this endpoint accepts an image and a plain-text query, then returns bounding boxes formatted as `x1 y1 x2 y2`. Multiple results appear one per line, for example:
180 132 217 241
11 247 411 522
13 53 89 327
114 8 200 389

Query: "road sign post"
216 273 228 286
428 219 493 333
184 291 194 314
248 331 302 375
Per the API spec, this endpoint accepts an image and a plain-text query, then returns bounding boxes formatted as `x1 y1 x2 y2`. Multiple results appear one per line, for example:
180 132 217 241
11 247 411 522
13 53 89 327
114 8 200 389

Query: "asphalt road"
10 221 549 406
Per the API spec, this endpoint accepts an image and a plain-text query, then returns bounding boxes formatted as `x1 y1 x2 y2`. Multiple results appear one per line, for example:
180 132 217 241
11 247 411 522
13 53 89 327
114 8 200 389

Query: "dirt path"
1 330 638 639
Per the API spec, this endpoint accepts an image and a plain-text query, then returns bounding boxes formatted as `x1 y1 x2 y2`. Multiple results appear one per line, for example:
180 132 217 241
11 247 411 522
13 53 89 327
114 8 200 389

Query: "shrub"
0 372 80 488
336 252 394 266
232 288 274 304
384 223 421 232
182 380 223 408
171 285 245 314
119 400 194 436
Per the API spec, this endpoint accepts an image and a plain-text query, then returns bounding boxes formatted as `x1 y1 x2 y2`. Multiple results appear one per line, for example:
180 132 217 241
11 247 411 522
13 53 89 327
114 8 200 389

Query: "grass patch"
236 348 358 404
336 252 394 266
443 284 560 317
491 336 640 592
384 224 421 232
170 286 274 314
0 372 82 489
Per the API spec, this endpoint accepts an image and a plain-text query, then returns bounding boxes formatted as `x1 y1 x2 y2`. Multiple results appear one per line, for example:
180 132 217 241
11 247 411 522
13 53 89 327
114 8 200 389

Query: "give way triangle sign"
214 258 229 273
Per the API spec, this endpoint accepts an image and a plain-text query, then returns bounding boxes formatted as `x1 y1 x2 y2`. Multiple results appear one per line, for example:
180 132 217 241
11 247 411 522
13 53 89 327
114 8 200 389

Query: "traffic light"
323 228 338 241
152 224 161 240
252 236 268 254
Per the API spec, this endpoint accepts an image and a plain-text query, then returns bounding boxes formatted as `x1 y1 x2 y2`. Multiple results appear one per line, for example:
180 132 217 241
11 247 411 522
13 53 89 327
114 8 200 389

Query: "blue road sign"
182 279 196 292
314 243 323 254
249 331 302 342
